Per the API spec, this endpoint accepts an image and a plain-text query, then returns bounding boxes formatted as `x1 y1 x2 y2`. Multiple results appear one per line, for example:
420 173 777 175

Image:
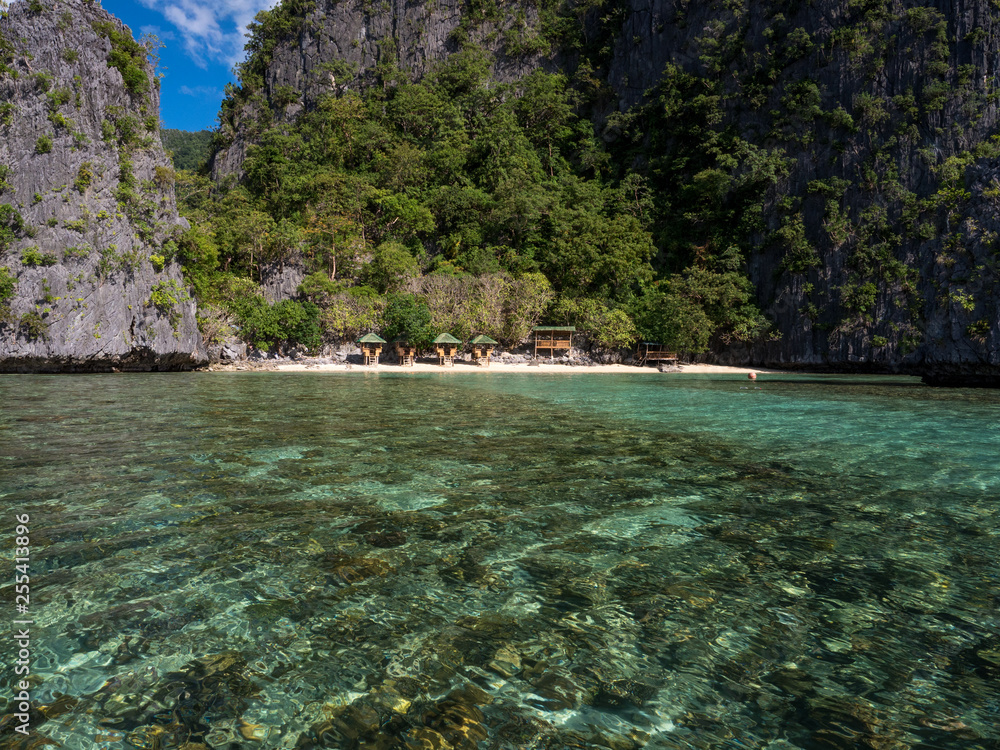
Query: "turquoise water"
1 372 998 749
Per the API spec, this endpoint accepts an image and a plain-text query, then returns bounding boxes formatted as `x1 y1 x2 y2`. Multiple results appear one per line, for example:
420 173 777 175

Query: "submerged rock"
323 552 395 585
415 685 492 748
365 530 408 549
805 695 908 750
593 679 658 710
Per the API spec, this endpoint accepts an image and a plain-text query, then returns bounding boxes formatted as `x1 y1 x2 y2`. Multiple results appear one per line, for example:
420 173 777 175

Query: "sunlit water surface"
1 372 998 749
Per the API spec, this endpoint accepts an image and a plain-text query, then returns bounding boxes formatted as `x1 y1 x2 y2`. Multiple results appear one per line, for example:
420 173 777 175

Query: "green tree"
541 200 654 298
0 265 16 323
366 189 435 246
631 251 771 353
381 292 433 347
298 271 342 306
175 225 220 301
273 298 321 350
302 206 364 281
319 286 385 342
387 83 456 142
266 217 305 271
364 241 419 293
228 293 321 351
213 188 276 276
427 47 491 98
514 71 576 176
161 129 213 171
551 296 638 349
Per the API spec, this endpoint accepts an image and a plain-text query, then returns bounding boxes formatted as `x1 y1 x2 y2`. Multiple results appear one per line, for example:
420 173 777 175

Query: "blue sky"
99 0 281 131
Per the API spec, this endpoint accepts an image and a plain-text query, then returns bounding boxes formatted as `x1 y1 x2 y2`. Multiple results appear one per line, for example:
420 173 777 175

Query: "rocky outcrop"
0 0 205 372
913 157 1000 385
260 260 307 304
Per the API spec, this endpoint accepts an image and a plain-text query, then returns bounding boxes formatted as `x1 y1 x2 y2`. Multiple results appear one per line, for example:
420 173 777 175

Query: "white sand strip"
210 361 784 375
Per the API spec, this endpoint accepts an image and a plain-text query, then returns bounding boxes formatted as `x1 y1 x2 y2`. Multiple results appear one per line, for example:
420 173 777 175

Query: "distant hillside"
161 129 212 172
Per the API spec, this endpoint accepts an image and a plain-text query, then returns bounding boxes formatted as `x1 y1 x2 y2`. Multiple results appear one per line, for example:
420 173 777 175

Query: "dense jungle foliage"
165 0 775 355
161 129 213 172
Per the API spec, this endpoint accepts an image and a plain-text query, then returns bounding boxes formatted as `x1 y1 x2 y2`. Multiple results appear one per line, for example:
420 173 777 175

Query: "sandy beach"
210 359 782 375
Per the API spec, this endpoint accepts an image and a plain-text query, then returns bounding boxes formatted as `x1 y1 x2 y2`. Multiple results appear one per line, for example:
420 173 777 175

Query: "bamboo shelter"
358 332 387 366
395 341 417 366
532 326 575 358
636 342 678 367
433 333 463 366
469 334 499 366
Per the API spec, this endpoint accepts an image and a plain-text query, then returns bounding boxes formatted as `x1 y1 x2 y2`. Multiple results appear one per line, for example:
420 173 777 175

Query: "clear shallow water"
0 372 998 749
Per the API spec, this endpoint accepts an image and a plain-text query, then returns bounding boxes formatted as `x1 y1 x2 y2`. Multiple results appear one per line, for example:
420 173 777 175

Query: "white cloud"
136 0 282 70
179 85 226 99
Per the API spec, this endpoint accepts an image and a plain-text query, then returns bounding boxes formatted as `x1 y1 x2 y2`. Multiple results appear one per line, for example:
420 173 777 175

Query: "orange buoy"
748 371 757 380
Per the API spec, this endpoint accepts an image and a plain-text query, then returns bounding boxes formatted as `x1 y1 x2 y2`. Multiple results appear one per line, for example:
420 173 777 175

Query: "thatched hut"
469 334 499 366
358 333 387 365
433 333 462 366
395 341 417 366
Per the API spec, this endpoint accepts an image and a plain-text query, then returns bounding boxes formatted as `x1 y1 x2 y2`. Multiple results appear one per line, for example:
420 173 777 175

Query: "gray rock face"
915 159 1000 386
259 260 306 304
597 0 1000 384
0 0 205 372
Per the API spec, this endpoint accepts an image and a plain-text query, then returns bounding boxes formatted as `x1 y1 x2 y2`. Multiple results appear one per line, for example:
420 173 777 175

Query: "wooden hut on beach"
395 341 417 366
469 334 499 366
358 333 386 365
531 326 575 358
433 333 462 366
636 342 677 367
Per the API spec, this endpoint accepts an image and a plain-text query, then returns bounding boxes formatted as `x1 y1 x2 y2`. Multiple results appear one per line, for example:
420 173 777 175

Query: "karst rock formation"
0 0 205 372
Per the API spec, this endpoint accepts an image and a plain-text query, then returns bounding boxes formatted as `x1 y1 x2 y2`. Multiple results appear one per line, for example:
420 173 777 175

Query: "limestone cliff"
0 0 205 372
624 1 1000 385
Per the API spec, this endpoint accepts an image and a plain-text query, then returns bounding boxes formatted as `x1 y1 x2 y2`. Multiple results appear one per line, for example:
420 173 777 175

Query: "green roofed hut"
358 332 387 366
433 333 463 366
532 326 575 359
469 334 499 366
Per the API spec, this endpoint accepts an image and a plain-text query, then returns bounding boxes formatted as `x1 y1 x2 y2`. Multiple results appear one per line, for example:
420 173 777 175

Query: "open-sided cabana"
358 332 387 366
636 342 677 367
532 326 575 358
469 334 499 366
433 333 462 366
395 341 417 366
